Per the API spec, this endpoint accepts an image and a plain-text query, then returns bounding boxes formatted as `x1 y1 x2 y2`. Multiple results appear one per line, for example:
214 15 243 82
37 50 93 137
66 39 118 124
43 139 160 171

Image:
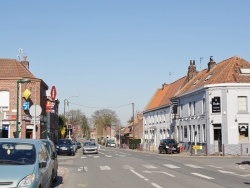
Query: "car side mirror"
51 151 57 160
39 161 47 168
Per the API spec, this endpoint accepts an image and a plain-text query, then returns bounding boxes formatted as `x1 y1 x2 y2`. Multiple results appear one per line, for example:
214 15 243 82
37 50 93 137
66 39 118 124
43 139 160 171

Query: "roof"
0 58 35 78
144 77 186 111
144 56 250 112
175 56 250 96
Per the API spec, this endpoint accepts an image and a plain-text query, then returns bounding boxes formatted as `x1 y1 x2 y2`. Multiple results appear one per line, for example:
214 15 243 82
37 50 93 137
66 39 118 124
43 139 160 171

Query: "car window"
38 143 49 163
0 143 36 165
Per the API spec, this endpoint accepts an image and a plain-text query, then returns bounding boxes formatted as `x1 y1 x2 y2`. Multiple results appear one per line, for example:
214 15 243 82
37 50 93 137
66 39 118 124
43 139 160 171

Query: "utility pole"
132 102 134 139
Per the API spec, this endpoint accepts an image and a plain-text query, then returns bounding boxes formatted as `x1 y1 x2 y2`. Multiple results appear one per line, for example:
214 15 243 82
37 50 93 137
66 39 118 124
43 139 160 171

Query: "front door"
213 124 222 153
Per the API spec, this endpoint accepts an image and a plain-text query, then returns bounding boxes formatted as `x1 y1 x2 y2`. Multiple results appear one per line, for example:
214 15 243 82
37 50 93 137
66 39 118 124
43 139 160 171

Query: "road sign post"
29 105 42 139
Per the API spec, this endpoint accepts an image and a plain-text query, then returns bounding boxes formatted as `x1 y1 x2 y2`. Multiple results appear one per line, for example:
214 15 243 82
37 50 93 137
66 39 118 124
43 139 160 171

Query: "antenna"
17 48 23 61
169 72 172 83
200 57 203 71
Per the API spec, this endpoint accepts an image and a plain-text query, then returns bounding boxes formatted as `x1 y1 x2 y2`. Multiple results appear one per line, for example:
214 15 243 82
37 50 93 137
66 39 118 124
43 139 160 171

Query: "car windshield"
84 142 96 146
58 140 71 145
0 143 36 165
163 139 175 144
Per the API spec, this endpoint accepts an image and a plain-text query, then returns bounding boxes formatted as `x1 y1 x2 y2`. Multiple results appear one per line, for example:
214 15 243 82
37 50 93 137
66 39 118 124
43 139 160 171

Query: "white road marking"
100 166 111 170
207 165 223 169
84 167 88 172
93 156 99 158
130 169 162 188
143 170 175 177
185 164 203 169
143 165 157 169
122 165 134 170
105 155 112 157
151 183 163 188
163 164 180 169
81 156 87 159
78 167 84 172
192 173 214 179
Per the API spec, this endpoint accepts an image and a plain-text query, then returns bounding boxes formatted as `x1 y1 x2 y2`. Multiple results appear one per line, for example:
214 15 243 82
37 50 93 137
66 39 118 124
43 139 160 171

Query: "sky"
1 1 250 126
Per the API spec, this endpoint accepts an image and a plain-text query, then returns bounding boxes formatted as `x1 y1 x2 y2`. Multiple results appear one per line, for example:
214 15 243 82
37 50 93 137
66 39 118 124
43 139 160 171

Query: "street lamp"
16 79 30 138
63 96 78 117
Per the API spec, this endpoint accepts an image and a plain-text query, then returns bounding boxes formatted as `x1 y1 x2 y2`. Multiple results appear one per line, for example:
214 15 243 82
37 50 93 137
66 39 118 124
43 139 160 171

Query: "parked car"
56 139 76 156
106 139 116 147
0 138 53 188
158 139 180 154
82 141 98 154
76 141 82 149
41 139 58 182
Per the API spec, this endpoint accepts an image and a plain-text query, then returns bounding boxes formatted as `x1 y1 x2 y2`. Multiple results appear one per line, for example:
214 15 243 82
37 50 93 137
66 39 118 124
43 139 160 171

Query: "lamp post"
63 96 77 139
16 79 30 138
63 96 78 117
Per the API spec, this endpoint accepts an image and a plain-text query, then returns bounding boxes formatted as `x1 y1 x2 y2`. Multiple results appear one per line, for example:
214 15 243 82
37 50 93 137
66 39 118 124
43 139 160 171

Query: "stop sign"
50 86 57 101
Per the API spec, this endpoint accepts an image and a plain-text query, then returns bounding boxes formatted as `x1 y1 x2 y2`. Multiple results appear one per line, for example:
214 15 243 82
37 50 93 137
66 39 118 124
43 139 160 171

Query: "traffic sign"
23 102 30 110
50 86 57 101
29 105 42 117
192 145 202 150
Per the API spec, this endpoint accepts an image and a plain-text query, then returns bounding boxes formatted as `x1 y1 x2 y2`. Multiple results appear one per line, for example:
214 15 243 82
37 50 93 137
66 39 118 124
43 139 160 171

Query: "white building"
144 56 250 155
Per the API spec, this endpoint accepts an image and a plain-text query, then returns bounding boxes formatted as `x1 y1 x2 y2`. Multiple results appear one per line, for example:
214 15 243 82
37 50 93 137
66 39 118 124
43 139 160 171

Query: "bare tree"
65 109 89 139
92 109 120 142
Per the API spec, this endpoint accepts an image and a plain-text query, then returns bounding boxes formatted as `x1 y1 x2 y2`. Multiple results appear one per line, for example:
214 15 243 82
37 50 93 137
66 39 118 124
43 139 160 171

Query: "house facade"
0 57 59 142
143 56 250 155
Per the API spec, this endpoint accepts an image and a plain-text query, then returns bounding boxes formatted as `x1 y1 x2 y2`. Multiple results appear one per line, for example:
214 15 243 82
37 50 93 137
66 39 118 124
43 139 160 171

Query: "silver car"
0 138 53 188
82 141 98 154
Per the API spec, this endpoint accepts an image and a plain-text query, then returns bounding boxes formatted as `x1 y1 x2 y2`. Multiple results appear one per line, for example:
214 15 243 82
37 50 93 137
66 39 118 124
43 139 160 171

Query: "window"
238 123 248 143
0 91 10 111
203 124 206 142
180 104 183 117
202 98 206 114
238 96 247 113
193 101 196 115
184 126 187 138
189 102 191 116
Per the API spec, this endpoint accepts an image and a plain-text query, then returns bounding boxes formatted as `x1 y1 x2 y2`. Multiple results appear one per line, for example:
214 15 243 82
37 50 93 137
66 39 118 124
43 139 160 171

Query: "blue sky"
1 1 250 126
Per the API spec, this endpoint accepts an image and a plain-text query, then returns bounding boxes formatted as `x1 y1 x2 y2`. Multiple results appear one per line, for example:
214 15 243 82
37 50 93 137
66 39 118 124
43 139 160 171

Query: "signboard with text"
212 97 221 113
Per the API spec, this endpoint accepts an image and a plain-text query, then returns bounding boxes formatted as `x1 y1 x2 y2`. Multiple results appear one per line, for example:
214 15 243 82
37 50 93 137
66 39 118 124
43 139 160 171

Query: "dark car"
41 139 58 182
76 142 82 149
158 139 180 154
56 139 76 156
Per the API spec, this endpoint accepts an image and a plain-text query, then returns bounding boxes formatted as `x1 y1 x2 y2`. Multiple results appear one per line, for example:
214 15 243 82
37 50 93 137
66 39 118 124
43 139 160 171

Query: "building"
143 56 250 155
0 57 59 141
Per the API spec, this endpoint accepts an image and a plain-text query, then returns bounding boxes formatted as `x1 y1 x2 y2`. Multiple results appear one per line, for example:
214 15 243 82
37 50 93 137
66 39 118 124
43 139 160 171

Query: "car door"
38 143 52 188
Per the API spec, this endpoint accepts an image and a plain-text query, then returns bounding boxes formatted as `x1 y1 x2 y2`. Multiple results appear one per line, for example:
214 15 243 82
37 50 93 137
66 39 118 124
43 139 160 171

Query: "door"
213 124 222 153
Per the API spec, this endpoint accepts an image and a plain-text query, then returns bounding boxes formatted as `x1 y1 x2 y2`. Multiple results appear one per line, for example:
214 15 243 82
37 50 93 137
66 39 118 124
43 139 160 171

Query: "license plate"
172 148 176 150
61 147 67 150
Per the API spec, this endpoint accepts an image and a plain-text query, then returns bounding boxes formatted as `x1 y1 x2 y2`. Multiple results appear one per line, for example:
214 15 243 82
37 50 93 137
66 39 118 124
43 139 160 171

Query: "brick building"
0 57 59 142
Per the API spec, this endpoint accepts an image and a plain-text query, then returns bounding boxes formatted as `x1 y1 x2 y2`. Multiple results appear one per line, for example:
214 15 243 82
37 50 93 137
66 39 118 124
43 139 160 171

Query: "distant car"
106 140 116 148
0 138 53 188
158 139 180 154
82 142 98 154
56 139 76 156
76 142 82 149
41 139 58 182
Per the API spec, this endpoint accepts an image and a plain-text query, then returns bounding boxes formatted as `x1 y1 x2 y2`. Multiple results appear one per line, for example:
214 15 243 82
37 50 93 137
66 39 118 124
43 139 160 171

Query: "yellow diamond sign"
23 89 31 100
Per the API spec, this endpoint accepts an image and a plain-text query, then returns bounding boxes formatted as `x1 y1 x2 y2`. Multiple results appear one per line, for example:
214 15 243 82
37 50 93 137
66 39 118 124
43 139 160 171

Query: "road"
53 146 250 188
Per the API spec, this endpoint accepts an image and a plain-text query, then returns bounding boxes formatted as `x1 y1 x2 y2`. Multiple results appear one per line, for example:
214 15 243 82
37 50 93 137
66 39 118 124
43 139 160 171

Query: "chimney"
20 56 29 69
208 56 216 71
187 60 198 82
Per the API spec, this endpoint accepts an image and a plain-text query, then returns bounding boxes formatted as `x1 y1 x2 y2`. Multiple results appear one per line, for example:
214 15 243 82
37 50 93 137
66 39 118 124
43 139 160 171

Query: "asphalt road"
53 146 250 188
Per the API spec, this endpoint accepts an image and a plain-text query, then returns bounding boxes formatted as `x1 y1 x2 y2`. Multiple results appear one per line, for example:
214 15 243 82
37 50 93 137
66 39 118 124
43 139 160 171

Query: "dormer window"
240 68 250 75
205 73 213 81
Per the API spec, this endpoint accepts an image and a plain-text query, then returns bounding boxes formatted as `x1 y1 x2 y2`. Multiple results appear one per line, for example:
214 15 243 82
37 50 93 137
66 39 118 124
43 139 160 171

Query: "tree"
92 109 120 143
65 109 89 139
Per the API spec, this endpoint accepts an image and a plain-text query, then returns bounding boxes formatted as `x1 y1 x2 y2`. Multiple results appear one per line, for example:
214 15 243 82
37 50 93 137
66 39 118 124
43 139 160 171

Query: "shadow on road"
52 176 63 188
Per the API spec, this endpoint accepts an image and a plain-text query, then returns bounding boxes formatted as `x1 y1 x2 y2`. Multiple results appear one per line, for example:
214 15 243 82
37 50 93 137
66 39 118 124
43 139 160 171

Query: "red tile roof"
0 58 35 78
145 56 250 111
